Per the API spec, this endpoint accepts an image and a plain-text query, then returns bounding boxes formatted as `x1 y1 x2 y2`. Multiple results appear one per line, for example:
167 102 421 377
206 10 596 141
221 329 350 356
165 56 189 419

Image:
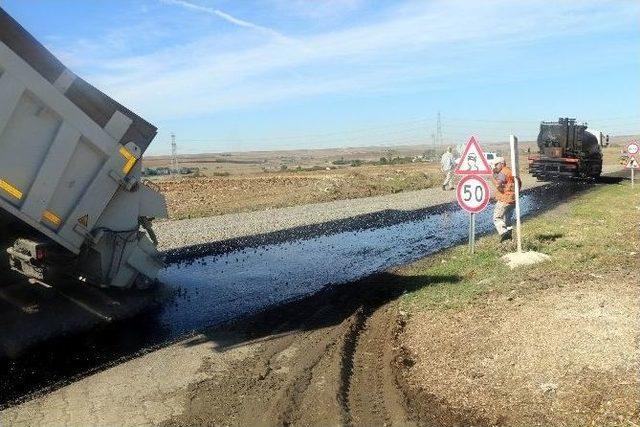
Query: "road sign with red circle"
455 136 493 175
627 143 639 156
457 175 490 213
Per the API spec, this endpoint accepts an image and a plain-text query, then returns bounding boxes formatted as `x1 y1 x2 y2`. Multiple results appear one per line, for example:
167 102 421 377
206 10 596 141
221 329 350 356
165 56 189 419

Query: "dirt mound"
398 271 640 426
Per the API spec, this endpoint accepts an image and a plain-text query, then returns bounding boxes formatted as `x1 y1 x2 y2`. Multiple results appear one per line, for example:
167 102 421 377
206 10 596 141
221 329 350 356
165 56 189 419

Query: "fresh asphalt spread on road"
0 178 616 408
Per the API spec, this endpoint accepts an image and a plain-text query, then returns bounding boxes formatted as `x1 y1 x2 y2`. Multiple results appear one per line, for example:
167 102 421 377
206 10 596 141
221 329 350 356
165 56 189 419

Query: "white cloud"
48 0 639 121
159 0 288 40
271 0 365 19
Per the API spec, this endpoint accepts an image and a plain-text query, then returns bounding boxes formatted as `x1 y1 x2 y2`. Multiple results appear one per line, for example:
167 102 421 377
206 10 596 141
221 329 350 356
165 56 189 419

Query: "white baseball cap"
491 157 505 167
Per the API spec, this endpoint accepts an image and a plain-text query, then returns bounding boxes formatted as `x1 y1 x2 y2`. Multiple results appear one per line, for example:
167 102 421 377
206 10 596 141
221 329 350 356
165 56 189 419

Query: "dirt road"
162 276 416 426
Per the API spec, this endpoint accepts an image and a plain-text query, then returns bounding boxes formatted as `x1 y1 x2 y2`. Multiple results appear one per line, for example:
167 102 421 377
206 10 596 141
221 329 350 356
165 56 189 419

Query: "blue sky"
2 0 639 154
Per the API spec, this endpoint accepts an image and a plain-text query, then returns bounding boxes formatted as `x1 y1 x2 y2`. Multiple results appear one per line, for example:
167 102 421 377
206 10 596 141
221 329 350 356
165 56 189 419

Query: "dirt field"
146 140 634 219
400 275 639 426
157 163 439 218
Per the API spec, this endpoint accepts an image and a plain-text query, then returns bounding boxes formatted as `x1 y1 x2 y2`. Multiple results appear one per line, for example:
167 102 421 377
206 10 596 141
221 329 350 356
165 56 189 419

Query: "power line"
160 114 638 154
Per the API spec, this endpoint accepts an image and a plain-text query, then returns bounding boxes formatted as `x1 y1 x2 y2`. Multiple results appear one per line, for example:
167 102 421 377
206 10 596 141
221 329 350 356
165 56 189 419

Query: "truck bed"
0 7 166 288
0 7 156 151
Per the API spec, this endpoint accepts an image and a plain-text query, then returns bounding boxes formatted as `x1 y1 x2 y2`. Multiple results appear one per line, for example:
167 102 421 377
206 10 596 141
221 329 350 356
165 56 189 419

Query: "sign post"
501 134 551 269
509 135 522 253
626 156 638 186
626 143 639 187
468 213 472 253
457 175 489 253
455 137 492 254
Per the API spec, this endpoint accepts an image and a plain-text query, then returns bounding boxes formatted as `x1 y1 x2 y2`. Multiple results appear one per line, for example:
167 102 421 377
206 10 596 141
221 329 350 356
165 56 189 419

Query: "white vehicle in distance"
456 149 500 167
485 152 499 167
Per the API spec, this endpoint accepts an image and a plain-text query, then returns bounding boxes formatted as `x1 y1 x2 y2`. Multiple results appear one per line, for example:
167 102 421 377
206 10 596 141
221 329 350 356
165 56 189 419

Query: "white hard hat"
492 156 505 166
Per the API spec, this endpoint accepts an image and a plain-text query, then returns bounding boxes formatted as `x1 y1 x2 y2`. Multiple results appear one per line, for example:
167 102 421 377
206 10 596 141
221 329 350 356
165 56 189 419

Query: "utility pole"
436 111 443 146
170 133 178 174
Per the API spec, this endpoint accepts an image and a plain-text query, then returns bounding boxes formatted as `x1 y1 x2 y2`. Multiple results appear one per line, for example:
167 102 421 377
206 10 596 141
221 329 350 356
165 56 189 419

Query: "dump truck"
0 8 167 289
528 117 608 180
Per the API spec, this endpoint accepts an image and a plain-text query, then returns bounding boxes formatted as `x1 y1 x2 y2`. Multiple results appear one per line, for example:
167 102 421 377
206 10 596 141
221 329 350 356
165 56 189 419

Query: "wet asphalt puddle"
0 181 604 407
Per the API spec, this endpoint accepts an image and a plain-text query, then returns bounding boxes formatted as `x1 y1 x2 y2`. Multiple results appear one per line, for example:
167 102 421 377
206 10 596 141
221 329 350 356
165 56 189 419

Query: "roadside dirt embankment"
395 180 640 425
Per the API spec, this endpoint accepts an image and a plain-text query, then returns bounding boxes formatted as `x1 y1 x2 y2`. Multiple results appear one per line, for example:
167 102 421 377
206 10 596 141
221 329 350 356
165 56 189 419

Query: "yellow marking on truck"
42 210 62 227
0 179 23 200
119 146 137 174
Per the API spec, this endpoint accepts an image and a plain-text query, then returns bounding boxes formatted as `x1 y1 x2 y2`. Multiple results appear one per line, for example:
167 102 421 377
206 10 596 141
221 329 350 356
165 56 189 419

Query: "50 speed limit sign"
456 175 490 213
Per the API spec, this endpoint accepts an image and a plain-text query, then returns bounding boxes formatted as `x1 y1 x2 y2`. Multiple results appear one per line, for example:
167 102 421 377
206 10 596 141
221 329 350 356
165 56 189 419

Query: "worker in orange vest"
491 157 521 242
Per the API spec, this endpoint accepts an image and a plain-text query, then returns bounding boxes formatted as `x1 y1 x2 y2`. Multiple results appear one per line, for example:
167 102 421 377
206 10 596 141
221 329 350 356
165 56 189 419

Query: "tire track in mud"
345 304 414 426
166 276 417 426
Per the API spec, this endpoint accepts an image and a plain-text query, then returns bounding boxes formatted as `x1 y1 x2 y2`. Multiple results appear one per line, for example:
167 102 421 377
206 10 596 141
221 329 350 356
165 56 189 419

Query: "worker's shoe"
500 229 513 242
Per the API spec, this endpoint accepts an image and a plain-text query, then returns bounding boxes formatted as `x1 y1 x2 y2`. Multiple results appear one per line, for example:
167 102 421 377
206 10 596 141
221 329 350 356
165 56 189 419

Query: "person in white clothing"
440 146 456 190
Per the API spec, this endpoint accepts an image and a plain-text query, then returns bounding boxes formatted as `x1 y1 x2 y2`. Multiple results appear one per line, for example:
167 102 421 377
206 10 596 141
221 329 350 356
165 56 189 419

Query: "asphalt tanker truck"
0 8 167 289
528 117 608 180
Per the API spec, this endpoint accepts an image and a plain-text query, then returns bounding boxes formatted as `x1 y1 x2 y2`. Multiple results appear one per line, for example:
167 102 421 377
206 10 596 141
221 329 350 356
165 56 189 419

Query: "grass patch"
398 181 638 311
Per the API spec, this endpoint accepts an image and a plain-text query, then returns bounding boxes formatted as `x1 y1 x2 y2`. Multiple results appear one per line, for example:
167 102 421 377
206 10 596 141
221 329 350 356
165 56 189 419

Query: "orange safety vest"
492 166 520 205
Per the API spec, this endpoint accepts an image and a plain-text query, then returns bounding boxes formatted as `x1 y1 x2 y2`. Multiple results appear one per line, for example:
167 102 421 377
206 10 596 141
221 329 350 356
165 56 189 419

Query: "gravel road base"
155 173 549 253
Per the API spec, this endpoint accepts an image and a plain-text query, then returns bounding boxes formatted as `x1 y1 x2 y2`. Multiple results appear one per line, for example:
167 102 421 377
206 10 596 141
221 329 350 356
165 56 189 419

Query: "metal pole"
468 213 472 253
632 167 635 187
472 213 476 253
468 212 472 253
469 213 475 254
510 135 522 253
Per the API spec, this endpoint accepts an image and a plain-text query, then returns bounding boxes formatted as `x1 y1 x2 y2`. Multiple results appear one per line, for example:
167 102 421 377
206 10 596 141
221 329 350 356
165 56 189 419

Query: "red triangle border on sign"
454 136 493 175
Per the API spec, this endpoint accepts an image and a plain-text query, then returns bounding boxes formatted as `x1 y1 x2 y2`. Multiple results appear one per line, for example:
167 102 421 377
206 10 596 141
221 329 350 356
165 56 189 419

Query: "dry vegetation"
157 164 439 218
145 138 634 219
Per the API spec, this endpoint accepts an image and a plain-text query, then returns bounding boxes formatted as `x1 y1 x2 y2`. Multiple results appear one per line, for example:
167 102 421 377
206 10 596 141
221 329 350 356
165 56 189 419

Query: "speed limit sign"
627 143 639 156
457 175 490 213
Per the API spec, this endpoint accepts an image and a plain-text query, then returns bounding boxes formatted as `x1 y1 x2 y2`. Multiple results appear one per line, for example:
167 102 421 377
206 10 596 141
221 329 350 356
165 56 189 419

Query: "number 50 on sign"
456 175 490 213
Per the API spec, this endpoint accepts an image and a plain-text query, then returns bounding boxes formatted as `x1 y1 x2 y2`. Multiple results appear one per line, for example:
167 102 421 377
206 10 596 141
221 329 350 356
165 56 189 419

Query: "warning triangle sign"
626 156 639 169
455 136 493 175
78 214 89 227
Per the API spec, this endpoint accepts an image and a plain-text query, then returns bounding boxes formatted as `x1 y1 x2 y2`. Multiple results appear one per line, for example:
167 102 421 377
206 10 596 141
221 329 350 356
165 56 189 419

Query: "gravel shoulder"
155 172 546 252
